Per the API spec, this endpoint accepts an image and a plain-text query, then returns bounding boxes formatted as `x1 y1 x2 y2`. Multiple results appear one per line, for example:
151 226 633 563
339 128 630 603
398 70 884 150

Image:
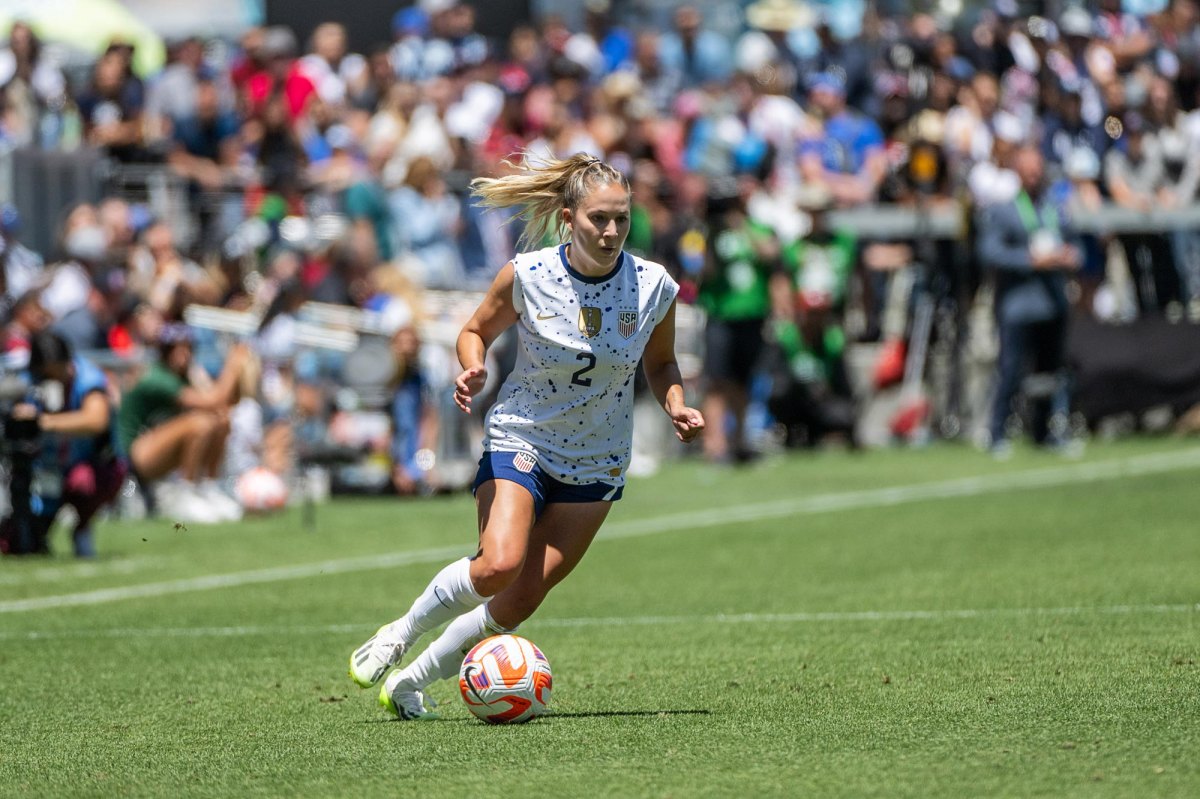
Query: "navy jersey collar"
559 243 624 284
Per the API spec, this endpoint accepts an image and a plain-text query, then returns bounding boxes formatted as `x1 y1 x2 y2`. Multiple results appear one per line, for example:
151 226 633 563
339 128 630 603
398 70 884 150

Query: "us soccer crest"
578 307 602 338
618 310 637 339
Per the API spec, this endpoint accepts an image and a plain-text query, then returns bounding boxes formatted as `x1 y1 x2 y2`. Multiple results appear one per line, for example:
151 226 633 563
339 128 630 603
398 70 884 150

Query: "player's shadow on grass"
542 709 711 720
361 709 711 724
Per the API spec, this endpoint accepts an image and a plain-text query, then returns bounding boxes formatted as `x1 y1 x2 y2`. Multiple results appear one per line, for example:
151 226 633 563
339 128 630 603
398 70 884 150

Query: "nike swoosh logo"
462 664 489 704
536 312 561 320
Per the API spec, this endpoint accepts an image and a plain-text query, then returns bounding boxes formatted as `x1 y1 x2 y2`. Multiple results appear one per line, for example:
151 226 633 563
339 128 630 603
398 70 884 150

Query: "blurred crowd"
4 0 1200 547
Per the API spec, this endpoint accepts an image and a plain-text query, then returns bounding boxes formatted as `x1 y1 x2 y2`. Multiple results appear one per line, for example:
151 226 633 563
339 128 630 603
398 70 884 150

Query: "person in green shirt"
768 194 858 447
697 178 782 463
118 325 249 523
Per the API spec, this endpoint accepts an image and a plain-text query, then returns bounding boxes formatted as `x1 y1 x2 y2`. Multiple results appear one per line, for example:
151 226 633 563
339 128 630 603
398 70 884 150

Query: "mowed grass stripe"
2 602 1197 641
3 446 1199 614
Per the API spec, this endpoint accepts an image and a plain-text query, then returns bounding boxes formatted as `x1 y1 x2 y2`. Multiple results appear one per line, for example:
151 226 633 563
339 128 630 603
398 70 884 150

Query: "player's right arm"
454 262 519 414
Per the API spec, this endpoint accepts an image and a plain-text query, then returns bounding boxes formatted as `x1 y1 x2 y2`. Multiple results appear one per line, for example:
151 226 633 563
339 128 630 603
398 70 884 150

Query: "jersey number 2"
571 352 597 387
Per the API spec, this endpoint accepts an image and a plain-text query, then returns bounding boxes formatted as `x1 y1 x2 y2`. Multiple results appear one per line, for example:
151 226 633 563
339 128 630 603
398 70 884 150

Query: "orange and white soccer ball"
235 467 288 512
459 634 552 724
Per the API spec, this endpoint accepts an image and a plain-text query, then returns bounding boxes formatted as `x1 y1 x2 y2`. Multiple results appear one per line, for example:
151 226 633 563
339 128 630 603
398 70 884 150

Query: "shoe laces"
397 687 436 716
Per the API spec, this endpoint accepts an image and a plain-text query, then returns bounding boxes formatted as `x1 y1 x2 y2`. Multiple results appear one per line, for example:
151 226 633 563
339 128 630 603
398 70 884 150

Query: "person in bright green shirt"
697 181 782 463
768 199 858 447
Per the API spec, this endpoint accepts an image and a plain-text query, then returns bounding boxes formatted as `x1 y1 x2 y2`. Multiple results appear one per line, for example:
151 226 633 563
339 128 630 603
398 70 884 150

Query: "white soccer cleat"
348 625 407 688
198 480 244 522
379 673 439 721
160 482 224 525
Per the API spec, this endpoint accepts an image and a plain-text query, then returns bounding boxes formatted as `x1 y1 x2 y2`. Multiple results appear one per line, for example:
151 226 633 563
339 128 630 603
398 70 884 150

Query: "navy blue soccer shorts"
472 450 623 517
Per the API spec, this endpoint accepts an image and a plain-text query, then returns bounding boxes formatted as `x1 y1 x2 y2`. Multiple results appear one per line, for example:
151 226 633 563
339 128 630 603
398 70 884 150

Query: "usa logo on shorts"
618 310 637 339
513 452 537 473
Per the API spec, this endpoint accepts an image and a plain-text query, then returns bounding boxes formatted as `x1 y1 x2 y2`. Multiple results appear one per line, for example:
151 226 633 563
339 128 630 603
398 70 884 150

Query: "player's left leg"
486 499 611 628
351 479 537 690
380 500 610 718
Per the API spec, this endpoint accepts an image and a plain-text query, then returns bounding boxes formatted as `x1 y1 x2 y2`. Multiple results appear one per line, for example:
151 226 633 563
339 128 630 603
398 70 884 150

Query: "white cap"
1064 147 1100 180
1059 6 1093 38
993 111 1026 144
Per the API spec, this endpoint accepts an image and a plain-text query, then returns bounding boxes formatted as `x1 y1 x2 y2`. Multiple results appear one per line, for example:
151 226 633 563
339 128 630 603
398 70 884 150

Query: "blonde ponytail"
470 151 630 252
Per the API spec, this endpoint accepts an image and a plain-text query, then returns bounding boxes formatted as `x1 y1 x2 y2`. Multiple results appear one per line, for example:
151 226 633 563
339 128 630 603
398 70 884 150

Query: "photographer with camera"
0 332 124 557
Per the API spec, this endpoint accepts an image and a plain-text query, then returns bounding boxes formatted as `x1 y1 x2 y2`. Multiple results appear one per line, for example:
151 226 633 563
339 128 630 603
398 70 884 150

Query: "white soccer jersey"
484 243 680 487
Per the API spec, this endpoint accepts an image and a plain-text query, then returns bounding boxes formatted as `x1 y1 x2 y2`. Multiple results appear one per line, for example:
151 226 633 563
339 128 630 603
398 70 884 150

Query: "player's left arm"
642 299 705 443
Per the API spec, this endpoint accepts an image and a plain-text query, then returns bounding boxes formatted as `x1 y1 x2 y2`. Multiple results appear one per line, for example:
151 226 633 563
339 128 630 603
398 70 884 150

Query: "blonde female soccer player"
348 152 705 719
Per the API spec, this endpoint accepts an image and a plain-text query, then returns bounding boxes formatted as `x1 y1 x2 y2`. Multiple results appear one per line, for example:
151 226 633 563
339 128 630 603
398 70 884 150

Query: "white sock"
391 604 513 690
388 557 487 646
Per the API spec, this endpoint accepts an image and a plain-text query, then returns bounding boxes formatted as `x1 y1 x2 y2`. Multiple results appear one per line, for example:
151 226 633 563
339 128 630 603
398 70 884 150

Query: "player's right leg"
349 478 536 688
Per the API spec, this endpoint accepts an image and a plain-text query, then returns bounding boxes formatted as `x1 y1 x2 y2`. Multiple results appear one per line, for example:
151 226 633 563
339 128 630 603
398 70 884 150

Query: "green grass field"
2 438 1198 798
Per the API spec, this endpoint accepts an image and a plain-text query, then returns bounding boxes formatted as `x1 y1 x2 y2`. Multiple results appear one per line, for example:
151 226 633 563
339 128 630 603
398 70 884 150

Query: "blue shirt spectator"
657 5 733 87
800 73 887 207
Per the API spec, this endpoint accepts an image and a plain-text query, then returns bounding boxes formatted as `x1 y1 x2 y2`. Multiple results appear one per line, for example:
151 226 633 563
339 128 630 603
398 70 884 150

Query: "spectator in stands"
127 220 221 314
799 73 887 208
41 204 108 351
802 7 875 116
1041 84 1107 172
389 323 439 496
577 0 634 76
526 98 600 165
353 43 397 113
9 332 124 557
297 22 368 110
657 4 733 88
658 169 709 294
247 90 308 211
117 326 249 523
460 157 523 285
769 187 858 448
978 145 1079 454
683 72 770 179
423 0 490 79
1 204 44 313
388 156 465 289
944 71 1000 170
0 22 69 148
1104 110 1183 313
479 65 534 169
1057 146 1106 315
628 30 682 116
306 121 365 194
166 76 243 248
241 26 316 123
968 110 1024 209
698 176 781 463
76 48 145 162
737 0 812 99
1146 74 1200 305
1 290 51 368
145 37 224 146
363 80 420 183
167 77 241 189
389 6 434 83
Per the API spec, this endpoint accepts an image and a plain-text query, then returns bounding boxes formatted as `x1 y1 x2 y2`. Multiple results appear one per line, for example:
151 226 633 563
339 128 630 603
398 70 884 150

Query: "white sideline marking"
0 557 164 586
2 447 1199 615
600 447 1200 541
0 545 466 614
1 603 1196 641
